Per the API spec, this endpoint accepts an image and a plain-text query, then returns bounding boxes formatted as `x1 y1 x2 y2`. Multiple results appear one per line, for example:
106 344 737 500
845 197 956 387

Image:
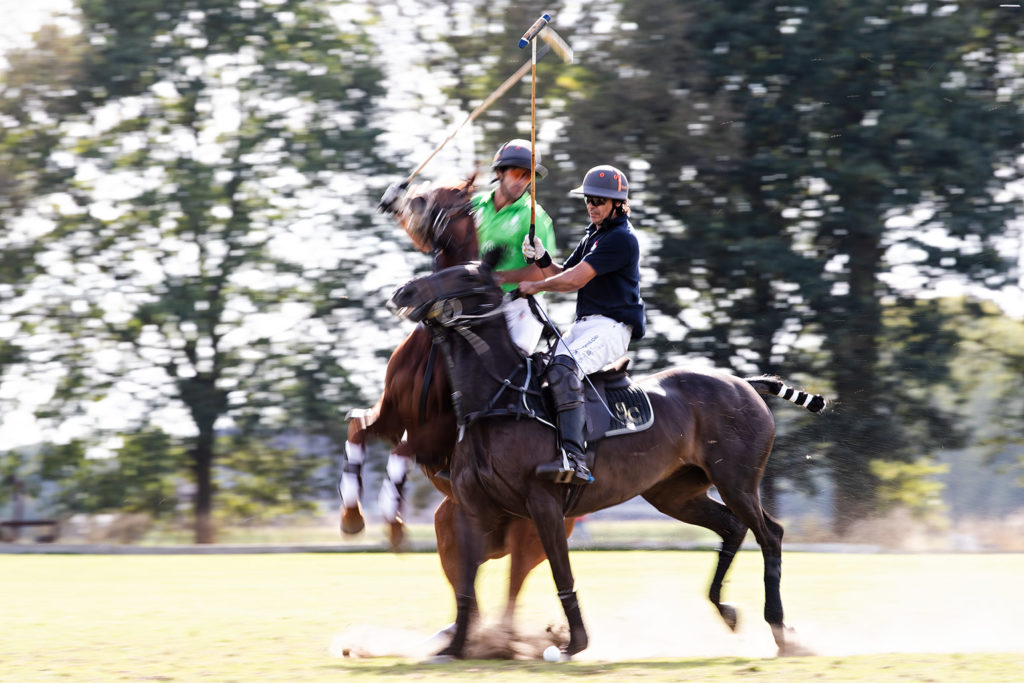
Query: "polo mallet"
519 17 573 263
403 27 572 187
519 13 550 263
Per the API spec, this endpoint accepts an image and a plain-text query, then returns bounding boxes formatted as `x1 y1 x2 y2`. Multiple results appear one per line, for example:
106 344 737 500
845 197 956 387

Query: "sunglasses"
584 195 610 206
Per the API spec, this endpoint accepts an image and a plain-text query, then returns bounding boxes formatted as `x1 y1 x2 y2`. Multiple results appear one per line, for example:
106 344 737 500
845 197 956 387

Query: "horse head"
401 174 479 270
388 247 505 327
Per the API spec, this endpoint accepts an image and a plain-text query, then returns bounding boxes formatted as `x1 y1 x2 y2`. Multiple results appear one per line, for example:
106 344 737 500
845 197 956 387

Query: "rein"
419 296 551 441
413 189 475 425
520 293 621 423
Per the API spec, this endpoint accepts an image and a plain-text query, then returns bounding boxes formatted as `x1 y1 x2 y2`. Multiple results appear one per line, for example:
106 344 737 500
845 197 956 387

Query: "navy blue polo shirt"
563 214 646 340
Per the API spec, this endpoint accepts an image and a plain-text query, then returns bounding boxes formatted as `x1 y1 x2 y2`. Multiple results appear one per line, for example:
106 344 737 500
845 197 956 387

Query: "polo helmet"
491 139 547 178
569 165 629 200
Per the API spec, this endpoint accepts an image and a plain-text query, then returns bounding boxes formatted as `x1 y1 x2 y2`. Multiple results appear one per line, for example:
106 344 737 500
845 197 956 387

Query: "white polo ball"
542 645 561 662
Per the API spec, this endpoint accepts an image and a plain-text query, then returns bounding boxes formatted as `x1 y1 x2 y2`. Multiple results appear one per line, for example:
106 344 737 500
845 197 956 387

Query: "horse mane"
481 245 504 270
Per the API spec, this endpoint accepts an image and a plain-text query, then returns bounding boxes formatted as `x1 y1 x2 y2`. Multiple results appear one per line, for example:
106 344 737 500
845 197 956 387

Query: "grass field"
2 550 1024 681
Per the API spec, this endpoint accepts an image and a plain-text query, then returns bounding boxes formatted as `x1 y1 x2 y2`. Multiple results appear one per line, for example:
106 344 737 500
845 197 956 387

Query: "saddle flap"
582 362 653 442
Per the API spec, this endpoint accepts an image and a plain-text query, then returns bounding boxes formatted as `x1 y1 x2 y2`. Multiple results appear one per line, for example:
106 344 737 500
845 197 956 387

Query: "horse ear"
464 171 478 192
481 245 504 270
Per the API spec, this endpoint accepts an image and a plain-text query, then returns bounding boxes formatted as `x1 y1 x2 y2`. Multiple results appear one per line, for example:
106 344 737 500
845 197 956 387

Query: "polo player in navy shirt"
517 165 646 485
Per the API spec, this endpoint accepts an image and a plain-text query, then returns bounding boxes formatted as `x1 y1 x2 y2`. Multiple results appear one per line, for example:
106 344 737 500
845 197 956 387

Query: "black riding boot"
536 358 594 485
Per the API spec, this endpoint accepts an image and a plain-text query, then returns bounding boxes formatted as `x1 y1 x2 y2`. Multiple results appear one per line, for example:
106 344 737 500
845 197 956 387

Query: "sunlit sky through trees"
1 1 1022 454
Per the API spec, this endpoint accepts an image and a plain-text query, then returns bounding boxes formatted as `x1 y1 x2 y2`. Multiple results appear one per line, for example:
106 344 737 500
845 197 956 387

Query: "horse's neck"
435 215 478 270
436 252 467 271
442 319 520 409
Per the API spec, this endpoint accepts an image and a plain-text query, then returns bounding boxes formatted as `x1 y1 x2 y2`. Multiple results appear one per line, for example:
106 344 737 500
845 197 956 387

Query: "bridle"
390 266 505 331
405 187 476 271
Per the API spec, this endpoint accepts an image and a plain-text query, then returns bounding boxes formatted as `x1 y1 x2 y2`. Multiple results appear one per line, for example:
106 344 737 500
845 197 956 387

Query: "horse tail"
745 375 827 413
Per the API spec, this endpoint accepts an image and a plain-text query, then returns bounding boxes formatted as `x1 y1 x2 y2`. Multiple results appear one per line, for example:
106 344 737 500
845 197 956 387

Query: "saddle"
463 355 654 445
580 358 654 443
519 356 653 442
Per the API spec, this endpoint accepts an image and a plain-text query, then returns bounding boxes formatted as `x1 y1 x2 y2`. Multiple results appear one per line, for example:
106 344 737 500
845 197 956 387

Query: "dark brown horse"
388 250 828 659
341 176 574 627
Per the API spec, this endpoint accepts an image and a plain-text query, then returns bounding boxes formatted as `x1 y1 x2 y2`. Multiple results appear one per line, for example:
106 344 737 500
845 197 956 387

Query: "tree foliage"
2 1 1023 537
2 0 391 541
427 1 1024 530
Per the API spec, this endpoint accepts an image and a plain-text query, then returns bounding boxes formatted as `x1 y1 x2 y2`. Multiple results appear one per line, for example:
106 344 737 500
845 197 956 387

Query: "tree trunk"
827 228 885 536
192 429 216 544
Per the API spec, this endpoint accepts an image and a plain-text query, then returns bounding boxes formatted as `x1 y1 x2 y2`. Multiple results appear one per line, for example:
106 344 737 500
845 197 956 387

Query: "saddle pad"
602 382 653 437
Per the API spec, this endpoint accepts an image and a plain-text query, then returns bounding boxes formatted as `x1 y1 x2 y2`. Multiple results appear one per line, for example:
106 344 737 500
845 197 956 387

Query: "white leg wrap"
386 453 410 483
345 441 365 464
341 473 361 509
378 454 411 523
378 478 401 523
340 441 366 509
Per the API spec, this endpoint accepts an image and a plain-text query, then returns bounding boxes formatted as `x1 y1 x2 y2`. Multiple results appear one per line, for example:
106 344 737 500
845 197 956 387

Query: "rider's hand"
517 281 540 297
378 182 408 215
521 235 547 261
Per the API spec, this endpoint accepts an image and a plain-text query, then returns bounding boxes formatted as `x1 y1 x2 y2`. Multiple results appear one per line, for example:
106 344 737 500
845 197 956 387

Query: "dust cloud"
331 592 1024 662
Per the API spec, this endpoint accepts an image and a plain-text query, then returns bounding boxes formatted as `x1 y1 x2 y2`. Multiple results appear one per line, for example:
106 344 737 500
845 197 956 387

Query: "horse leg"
643 482 747 631
712 475 794 653
434 502 484 660
502 517 577 630
525 495 588 657
378 449 411 550
339 431 366 535
432 496 481 637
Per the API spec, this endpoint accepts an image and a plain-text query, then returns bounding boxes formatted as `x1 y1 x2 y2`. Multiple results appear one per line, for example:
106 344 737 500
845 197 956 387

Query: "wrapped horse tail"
746 375 827 413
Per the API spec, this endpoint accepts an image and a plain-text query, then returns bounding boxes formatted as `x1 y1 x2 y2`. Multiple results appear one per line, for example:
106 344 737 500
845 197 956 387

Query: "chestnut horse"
388 250 828 659
340 176 573 627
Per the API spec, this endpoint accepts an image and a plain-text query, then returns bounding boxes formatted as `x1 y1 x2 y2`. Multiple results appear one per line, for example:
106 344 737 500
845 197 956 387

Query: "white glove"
521 234 547 262
378 182 407 215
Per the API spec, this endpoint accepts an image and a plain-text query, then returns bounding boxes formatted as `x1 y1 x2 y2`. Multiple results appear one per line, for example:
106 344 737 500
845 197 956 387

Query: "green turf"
2 551 1023 681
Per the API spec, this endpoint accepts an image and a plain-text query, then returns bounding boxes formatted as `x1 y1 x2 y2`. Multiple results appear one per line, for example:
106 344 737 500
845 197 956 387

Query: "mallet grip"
518 13 551 48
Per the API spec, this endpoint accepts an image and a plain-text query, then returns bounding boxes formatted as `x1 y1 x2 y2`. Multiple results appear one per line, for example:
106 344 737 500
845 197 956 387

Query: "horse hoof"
718 602 739 631
429 623 458 640
340 506 365 535
388 519 406 551
771 624 815 657
430 644 462 662
564 634 588 657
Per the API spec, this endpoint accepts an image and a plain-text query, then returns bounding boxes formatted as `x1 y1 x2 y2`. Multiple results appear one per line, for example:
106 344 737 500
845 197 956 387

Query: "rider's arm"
518 261 595 295
495 263 549 286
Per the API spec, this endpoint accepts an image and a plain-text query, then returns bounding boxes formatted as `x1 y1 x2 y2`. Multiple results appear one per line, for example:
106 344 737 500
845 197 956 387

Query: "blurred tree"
949 300 1024 511
37 431 185 518
214 434 324 523
869 457 949 525
562 1 1024 530
4 0 391 542
428 1 1024 531
0 25 86 440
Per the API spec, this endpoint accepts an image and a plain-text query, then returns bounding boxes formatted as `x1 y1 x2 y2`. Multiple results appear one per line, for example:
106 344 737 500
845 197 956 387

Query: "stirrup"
535 451 594 485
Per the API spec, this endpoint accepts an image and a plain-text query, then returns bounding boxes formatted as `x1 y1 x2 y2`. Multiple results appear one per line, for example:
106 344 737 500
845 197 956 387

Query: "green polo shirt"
471 189 556 292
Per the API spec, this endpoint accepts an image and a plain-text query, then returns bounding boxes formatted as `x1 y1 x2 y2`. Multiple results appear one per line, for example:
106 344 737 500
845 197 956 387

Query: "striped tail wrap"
746 375 827 413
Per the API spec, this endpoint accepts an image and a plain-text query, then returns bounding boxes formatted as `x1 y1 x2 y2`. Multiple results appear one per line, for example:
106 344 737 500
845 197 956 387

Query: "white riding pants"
504 294 545 356
553 314 631 376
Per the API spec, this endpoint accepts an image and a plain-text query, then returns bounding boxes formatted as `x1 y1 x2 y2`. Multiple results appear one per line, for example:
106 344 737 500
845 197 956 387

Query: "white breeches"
504 294 545 356
552 314 631 376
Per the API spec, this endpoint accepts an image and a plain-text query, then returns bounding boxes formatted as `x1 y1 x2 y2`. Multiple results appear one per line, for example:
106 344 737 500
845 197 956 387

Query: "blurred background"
1 0 1022 549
